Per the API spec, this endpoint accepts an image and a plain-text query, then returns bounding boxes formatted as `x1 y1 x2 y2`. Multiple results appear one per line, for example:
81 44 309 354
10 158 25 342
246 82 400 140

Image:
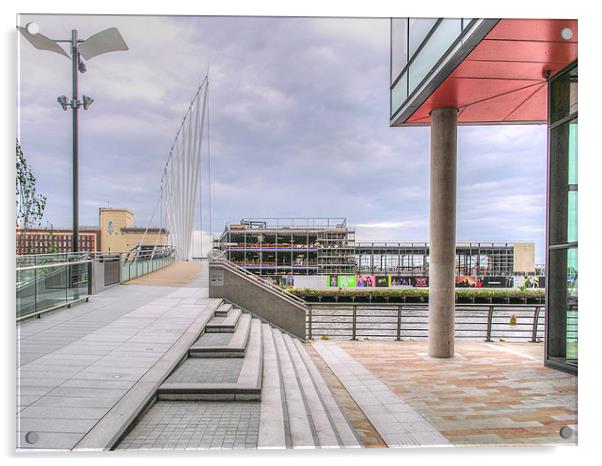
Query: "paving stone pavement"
194 332 232 346
312 341 450 448
333 340 578 446
165 358 243 384
116 401 261 450
16 280 218 451
305 344 386 448
17 285 177 367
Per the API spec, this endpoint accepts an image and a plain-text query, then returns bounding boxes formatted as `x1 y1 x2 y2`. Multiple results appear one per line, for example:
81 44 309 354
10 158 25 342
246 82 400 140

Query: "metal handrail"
211 259 308 308
209 254 308 309
17 259 92 272
306 302 546 342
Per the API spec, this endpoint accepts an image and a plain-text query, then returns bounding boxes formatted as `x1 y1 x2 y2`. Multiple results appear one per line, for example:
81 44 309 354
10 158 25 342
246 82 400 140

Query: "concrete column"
428 107 458 358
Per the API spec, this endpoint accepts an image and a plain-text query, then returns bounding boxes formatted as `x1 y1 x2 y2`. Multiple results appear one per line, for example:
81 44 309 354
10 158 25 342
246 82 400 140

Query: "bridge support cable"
160 76 209 261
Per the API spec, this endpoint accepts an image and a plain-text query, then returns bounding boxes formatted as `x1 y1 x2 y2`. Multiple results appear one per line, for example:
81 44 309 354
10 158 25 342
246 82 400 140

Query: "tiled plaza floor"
117 401 260 450
165 358 243 384
332 340 577 446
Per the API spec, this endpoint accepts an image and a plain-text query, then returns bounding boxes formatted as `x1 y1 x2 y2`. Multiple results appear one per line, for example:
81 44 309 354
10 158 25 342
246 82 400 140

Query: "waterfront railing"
306 302 561 342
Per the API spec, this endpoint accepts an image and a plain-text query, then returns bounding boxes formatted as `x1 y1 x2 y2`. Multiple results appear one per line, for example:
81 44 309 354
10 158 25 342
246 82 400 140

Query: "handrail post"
33 256 38 315
308 305 313 340
65 261 69 306
87 260 92 296
396 305 402 341
485 305 494 342
352 305 357 341
531 306 541 343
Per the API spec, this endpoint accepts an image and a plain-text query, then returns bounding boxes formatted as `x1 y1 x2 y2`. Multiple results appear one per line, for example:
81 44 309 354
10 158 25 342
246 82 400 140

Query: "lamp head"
57 95 68 110
82 95 94 110
78 57 87 73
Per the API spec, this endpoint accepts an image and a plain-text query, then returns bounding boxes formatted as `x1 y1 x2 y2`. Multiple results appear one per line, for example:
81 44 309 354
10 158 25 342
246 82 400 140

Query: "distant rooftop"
231 218 348 229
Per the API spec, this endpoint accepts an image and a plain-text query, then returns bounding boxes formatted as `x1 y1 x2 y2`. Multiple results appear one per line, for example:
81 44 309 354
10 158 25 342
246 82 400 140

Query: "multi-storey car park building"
356 240 534 277
217 218 356 276
216 218 535 284
389 18 577 371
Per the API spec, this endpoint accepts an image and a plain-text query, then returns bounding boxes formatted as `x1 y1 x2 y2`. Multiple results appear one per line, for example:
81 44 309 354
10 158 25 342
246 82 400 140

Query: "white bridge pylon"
161 76 209 261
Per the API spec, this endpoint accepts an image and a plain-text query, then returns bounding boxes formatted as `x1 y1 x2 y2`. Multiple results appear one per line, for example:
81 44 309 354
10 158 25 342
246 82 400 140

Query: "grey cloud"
18 14 546 263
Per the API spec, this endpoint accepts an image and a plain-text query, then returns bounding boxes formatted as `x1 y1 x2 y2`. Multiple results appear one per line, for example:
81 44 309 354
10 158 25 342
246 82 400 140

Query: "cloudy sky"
17 15 547 262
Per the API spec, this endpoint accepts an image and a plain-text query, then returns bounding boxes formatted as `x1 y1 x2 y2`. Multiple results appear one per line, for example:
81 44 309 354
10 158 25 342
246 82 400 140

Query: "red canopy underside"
407 19 578 125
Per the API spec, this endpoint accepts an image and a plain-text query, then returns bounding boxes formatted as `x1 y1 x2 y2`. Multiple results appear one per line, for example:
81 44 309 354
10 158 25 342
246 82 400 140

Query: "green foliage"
289 287 545 302
16 140 47 253
43 224 61 254
16 140 46 229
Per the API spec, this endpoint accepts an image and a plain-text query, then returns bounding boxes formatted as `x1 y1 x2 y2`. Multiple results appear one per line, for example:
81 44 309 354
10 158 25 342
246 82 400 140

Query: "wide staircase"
116 301 360 449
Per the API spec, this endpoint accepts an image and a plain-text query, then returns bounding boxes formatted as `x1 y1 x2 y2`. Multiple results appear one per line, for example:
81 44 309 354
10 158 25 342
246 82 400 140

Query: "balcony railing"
16 246 176 320
16 253 92 321
114 246 176 282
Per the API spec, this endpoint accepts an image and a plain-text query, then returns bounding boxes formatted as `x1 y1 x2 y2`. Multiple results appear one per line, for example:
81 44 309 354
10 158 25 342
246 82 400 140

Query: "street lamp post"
19 23 128 253
71 29 80 253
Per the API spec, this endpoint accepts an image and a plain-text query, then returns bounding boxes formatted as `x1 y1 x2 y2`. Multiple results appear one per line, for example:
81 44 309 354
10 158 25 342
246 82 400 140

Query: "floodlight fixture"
57 95 68 110
18 24 128 252
82 95 94 110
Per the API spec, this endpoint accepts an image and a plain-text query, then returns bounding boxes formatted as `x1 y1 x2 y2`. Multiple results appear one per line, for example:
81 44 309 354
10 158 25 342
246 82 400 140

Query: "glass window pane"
408 19 462 95
391 18 408 83
547 247 578 364
391 71 407 117
408 18 438 59
568 191 578 242
549 118 578 246
566 247 578 360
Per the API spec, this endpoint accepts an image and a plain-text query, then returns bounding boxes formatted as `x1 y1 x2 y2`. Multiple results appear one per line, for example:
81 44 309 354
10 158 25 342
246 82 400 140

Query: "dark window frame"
544 60 578 375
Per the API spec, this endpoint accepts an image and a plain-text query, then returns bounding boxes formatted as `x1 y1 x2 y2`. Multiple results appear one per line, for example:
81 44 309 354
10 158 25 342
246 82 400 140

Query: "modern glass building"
390 18 578 372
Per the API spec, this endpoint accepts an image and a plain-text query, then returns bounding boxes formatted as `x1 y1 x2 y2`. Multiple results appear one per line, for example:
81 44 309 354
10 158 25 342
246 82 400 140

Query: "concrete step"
214 302 233 317
258 323 287 449
205 307 242 333
291 338 361 448
189 313 252 358
236 318 264 395
271 328 315 449
158 317 263 401
282 333 339 448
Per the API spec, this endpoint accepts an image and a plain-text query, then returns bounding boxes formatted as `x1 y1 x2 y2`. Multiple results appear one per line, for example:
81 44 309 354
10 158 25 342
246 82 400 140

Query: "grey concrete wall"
208 263 307 339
